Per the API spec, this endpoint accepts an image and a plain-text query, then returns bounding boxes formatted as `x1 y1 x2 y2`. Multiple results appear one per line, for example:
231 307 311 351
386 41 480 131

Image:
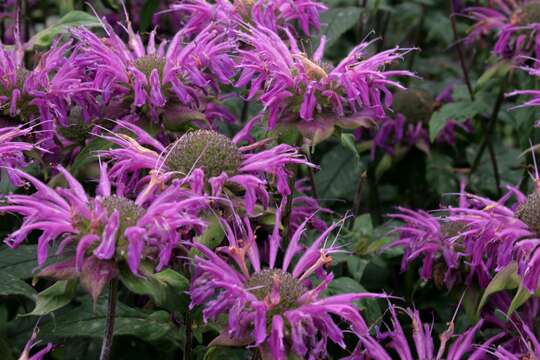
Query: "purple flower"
0 125 35 185
19 327 53 360
0 39 87 145
190 215 385 359
236 26 415 144
101 122 313 215
71 19 236 124
356 87 473 158
0 164 208 301
507 59 540 125
464 0 540 59
345 305 495 360
170 0 327 36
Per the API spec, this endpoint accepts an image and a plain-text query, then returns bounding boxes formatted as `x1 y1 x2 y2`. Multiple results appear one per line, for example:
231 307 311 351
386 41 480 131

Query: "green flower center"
165 130 242 178
514 2 540 26
246 269 306 311
392 88 436 124
516 191 540 236
101 195 144 229
439 220 466 239
57 108 94 144
132 54 166 79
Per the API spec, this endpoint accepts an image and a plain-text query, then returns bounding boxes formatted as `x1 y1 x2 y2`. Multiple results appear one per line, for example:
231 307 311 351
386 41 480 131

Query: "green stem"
99 279 118 360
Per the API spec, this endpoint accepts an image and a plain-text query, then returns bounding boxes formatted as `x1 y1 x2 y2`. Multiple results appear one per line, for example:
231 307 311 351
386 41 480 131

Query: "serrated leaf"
318 7 362 48
25 280 77 316
28 11 101 48
0 271 36 299
477 262 520 314
429 99 489 141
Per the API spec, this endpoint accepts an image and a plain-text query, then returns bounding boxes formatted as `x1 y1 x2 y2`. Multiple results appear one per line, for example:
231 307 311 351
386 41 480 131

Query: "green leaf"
25 280 77 316
203 347 248 360
429 99 489 141
0 271 36 299
0 245 66 279
195 215 225 250
426 151 457 194
28 11 101 48
315 144 363 200
120 266 189 312
477 262 520 314
325 277 365 295
70 138 112 176
508 284 532 316
140 0 160 32
318 7 362 48
341 133 360 161
475 60 511 91
37 297 177 344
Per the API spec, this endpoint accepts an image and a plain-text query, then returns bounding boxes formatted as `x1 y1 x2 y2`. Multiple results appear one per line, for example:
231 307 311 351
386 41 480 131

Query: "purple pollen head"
246 268 306 311
513 1 540 25
516 191 540 235
393 88 437 124
166 130 242 178
132 54 166 79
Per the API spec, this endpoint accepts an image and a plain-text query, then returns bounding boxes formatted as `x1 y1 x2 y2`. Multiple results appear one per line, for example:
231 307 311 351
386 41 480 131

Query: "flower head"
0 125 35 185
0 164 208 301
236 26 415 144
0 39 87 145
347 304 494 360
190 216 385 359
170 0 327 36
464 0 540 58
72 19 236 124
357 87 472 158
101 121 313 215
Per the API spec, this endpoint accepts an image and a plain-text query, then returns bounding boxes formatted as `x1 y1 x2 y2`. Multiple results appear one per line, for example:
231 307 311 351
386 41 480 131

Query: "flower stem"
99 279 118 360
449 0 474 101
367 163 382 225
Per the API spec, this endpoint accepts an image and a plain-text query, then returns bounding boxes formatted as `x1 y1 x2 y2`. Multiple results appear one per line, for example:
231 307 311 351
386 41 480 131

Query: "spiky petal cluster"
0 40 87 140
345 305 495 359
190 216 385 359
18 327 53 360
100 122 313 214
0 126 35 185
507 59 540 126
236 26 415 143
389 183 540 292
357 86 472 158
72 19 236 123
0 164 208 300
464 0 540 59
170 0 327 36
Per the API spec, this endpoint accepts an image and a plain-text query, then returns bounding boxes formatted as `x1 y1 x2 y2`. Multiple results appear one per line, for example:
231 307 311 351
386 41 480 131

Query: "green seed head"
101 195 144 229
247 269 306 311
132 54 166 79
165 130 242 178
392 88 437 124
516 191 540 235
439 220 466 239
513 2 540 26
